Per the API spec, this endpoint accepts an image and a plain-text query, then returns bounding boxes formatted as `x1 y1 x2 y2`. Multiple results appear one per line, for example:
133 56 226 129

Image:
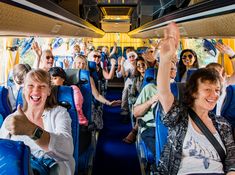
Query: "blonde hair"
72 55 88 70
23 69 57 111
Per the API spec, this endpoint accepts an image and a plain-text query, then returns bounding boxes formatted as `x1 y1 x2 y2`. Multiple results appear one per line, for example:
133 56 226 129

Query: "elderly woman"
32 42 54 71
87 50 116 80
0 69 75 175
157 22 235 175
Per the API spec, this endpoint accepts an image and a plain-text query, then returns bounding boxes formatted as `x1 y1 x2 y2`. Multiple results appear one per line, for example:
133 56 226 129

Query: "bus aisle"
92 87 141 175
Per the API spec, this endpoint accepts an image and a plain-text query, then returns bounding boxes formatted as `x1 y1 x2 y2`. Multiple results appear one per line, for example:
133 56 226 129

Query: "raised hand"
110 58 117 66
32 41 42 57
5 105 35 136
216 42 235 57
160 22 180 63
63 59 70 69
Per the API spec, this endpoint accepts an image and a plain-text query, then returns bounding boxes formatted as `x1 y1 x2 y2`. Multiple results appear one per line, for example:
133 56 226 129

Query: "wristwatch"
31 127 43 140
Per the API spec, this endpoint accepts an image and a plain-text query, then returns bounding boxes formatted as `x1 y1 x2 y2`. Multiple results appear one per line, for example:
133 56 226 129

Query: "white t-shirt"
0 106 75 175
177 119 225 175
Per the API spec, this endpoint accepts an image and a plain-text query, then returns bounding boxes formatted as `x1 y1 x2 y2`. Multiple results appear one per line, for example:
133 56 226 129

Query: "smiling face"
24 77 50 109
51 76 65 86
93 52 101 65
41 50 54 71
73 57 87 70
193 80 221 112
181 51 196 68
136 60 147 75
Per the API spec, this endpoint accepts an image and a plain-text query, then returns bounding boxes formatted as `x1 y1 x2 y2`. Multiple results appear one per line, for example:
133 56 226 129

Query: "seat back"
78 70 92 122
7 70 15 87
88 61 99 83
0 114 3 127
141 68 158 89
56 86 79 174
0 86 12 119
0 139 31 175
221 85 235 128
65 69 92 123
155 82 185 165
16 87 24 108
54 56 73 69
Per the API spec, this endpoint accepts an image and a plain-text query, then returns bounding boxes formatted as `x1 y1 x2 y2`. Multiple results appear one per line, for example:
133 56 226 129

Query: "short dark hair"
183 68 221 107
48 67 67 81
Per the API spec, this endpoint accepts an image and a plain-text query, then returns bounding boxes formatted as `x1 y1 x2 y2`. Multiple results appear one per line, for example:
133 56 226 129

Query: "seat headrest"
88 61 96 72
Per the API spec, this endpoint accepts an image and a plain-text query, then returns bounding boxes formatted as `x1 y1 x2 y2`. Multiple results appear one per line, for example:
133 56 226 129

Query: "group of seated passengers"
1 23 235 174
124 23 235 175
0 42 121 174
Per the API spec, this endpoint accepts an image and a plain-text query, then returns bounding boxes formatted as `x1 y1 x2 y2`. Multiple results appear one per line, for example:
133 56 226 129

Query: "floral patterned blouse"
157 98 235 175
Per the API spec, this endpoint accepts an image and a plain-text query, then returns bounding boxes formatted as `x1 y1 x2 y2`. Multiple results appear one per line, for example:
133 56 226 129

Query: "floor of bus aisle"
92 87 141 175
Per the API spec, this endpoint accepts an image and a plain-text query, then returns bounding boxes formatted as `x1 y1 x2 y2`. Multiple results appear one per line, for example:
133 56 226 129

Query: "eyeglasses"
94 55 101 58
182 54 193 60
46 55 54 60
137 63 146 68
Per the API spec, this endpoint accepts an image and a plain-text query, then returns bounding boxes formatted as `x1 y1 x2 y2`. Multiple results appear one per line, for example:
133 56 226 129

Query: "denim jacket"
157 98 235 175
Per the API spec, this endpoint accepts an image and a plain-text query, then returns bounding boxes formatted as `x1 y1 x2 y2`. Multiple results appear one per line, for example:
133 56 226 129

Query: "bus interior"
0 0 235 175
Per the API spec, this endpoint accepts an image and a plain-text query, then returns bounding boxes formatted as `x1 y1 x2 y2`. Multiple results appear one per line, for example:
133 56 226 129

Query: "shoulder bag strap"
188 107 226 162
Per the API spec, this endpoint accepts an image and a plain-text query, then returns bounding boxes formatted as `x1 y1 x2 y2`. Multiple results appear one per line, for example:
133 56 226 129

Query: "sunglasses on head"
182 54 193 59
137 63 146 68
94 55 101 58
46 55 54 60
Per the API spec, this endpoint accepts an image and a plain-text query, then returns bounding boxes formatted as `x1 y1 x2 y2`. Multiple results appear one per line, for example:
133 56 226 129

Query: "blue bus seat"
0 114 3 127
65 69 92 123
64 69 94 173
7 70 15 87
54 56 73 68
0 86 12 119
221 85 235 128
141 68 158 89
155 82 185 165
0 139 31 175
16 87 24 108
88 61 99 83
56 86 79 175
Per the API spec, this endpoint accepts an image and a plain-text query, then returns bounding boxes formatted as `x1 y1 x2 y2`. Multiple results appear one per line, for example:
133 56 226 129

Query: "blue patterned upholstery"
0 86 11 119
0 139 30 175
